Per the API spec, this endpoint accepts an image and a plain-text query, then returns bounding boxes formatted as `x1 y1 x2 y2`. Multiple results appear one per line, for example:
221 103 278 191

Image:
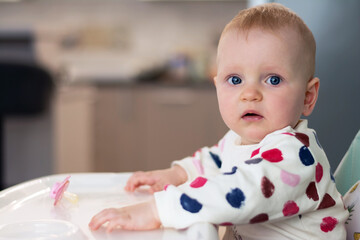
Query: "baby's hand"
124 165 187 193
89 197 161 232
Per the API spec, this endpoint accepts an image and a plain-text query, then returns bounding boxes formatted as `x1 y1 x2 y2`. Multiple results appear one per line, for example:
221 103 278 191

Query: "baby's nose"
240 85 262 102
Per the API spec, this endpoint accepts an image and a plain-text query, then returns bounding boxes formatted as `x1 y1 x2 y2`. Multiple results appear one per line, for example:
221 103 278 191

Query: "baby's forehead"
217 27 313 79
218 27 305 58
223 26 302 43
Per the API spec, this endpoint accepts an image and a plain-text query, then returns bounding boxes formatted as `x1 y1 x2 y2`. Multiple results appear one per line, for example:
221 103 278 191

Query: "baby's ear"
213 76 217 86
302 77 320 116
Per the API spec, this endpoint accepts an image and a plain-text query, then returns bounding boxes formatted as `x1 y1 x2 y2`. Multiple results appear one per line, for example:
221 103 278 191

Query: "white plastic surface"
0 219 86 240
0 173 219 240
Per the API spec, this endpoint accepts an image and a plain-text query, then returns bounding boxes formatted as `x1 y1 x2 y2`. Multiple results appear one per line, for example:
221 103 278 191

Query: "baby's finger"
125 173 156 192
89 217 105 231
106 220 121 233
151 183 166 193
105 213 131 232
125 172 145 191
89 209 116 231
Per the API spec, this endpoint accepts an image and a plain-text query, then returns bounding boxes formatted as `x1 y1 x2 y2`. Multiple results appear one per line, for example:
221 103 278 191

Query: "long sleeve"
154 126 344 231
171 130 235 181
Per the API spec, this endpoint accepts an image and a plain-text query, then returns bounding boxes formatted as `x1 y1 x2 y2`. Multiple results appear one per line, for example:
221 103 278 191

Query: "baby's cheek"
273 101 301 126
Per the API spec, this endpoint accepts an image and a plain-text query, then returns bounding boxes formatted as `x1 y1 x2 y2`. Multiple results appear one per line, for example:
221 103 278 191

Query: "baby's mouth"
244 113 259 117
242 112 263 121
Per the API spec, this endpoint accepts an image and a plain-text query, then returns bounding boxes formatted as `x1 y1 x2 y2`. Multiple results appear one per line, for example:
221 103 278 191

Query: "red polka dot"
164 184 170 191
190 176 207 188
282 132 295 136
282 201 299 216
315 163 323 183
262 149 283 163
251 148 260 158
320 216 338 232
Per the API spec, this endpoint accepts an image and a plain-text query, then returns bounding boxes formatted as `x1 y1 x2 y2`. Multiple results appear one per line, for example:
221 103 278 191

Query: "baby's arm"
125 132 228 193
89 136 227 231
89 197 161 232
89 144 223 232
124 165 188 193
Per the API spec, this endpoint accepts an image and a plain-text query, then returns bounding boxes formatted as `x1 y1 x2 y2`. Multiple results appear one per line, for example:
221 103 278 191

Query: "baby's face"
215 28 312 145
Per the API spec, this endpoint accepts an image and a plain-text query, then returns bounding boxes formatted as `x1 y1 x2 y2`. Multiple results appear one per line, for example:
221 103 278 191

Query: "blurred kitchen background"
0 0 359 189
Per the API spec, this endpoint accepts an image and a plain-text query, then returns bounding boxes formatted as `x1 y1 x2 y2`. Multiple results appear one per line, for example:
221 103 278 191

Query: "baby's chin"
236 129 275 145
239 134 266 145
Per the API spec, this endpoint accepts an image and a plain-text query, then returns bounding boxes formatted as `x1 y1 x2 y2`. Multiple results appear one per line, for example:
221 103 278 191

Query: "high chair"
334 129 360 240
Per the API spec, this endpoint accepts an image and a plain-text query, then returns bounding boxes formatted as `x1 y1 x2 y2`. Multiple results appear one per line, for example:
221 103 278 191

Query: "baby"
89 3 349 239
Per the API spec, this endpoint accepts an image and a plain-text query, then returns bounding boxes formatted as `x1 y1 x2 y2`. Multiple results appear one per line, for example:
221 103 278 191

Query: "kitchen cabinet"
54 84 228 173
54 85 97 173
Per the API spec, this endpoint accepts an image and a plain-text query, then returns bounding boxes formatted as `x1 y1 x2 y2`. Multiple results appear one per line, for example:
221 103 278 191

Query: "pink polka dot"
262 149 283 162
190 176 207 188
251 148 260 158
192 158 204 175
280 170 300 187
164 184 170 191
192 149 201 157
282 200 299 217
219 139 226 152
315 163 323 183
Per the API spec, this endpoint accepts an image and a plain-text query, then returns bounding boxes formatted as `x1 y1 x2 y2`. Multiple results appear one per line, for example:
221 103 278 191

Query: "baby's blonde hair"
220 3 316 79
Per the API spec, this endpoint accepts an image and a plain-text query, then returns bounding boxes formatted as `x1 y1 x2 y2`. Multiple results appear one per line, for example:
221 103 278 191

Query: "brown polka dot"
306 182 319 201
261 176 275 198
250 213 269 224
318 194 336 210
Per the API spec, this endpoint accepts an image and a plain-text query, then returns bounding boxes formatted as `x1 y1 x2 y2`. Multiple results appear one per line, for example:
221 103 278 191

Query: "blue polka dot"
226 188 245 208
209 152 222 168
180 194 202 213
245 158 263 165
330 171 335 183
224 166 237 175
313 131 323 149
299 146 314 166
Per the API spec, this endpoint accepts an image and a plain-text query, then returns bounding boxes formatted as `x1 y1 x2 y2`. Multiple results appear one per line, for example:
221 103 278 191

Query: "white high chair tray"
0 173 218 240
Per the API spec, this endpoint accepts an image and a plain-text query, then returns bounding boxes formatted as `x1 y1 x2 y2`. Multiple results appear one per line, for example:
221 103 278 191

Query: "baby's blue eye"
266 76 281 85
227 76 242 85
